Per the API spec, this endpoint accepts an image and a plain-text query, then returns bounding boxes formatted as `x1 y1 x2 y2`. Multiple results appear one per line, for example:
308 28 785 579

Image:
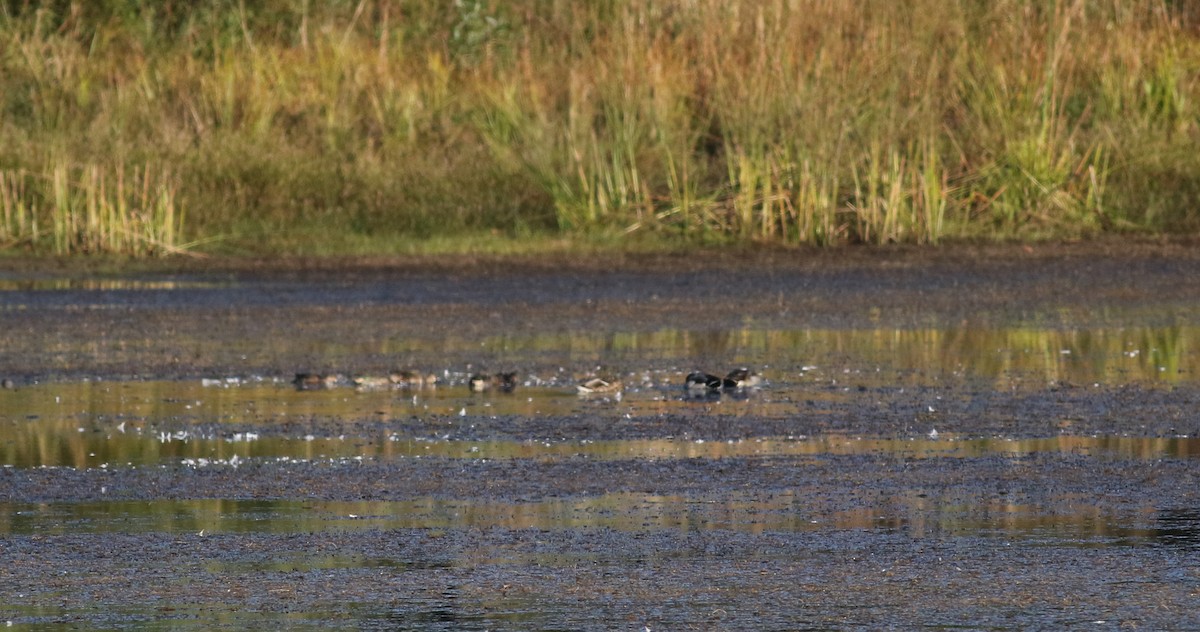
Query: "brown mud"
1 240 1199 629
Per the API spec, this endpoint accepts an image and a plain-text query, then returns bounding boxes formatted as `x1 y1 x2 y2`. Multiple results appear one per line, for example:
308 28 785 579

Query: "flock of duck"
291 367 763 395
291 369 438 391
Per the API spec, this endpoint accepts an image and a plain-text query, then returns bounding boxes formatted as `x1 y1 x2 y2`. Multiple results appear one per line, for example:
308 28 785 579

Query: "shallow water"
3 378 1200 469
1 250 1199 629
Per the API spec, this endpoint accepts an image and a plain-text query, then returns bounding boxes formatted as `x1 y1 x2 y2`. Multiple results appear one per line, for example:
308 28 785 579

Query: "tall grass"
0 0 1197 255
0 161 185 256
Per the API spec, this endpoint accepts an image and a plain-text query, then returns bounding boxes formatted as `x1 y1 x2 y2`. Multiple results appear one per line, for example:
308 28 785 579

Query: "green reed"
0 0 1195 255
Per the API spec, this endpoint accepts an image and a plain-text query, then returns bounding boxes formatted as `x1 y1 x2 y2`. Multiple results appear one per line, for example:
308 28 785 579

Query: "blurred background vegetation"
1 0 1198 256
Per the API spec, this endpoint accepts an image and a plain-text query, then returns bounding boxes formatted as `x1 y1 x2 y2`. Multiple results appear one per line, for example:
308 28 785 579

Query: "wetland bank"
1 242 1199 629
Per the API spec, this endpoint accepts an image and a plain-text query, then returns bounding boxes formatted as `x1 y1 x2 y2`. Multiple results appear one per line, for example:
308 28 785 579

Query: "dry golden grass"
0 1 1196 254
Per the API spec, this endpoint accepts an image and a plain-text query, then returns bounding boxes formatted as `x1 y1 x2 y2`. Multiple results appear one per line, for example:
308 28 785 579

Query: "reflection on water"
3 420 1199 469
0 380 793 468
472 323 1195 385
3 321 1193 387
0 495 1191 551
1 379 1199 468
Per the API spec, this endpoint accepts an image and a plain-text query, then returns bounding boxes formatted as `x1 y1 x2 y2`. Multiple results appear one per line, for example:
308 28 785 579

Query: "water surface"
1 251 1198 629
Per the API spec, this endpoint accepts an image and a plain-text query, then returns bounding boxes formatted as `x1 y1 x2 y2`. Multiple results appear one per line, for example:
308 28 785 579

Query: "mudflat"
1 240 1198 629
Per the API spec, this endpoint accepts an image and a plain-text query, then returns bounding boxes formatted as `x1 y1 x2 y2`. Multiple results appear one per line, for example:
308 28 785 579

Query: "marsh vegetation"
1 1 1198 255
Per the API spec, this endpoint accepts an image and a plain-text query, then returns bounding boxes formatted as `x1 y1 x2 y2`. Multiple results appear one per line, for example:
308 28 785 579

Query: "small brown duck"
576 377 623 394
469 372 518 393
390 370 438 388
293 373 343 390
723 367 763 389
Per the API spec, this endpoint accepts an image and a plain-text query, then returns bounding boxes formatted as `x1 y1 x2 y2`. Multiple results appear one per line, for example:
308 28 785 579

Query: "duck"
390 369 438 388
293 373 343 390
576 377 623 394
723 367 763 389
469 371 518 393
684 371 724 391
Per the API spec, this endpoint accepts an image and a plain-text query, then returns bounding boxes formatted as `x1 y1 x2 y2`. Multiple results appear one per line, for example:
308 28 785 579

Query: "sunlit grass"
0 1 1196 256
0 161 187 256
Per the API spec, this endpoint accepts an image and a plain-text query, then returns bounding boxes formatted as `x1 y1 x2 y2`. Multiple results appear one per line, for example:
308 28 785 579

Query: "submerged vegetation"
1 0 1198 255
